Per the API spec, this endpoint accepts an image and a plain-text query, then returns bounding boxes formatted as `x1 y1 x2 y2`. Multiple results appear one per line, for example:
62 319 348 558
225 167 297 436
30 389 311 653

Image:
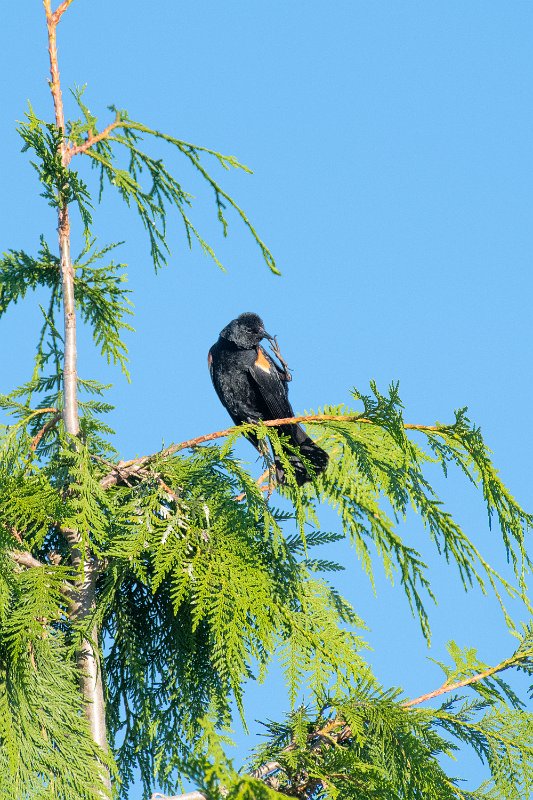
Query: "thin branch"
51 0 75 25
66 114 122 162
402 656 520 708
28 406 58 417
9 526 23 544
31 411 62 451
43 0 66 137
234 467 270 502
100 414 441 490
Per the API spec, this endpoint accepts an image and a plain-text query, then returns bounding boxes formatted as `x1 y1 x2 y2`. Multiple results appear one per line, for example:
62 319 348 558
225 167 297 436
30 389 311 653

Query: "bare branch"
51 0 75 25
31 411 62 451
10 550 47 570
43 0 66 137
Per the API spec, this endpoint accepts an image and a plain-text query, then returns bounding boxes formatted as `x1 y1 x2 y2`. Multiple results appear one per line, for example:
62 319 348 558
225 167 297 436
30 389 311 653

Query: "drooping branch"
150 652 529 800
100 413 441 490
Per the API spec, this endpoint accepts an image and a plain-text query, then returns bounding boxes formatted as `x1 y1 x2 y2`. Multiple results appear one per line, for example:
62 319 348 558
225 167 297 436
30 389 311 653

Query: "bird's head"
220 312 273 349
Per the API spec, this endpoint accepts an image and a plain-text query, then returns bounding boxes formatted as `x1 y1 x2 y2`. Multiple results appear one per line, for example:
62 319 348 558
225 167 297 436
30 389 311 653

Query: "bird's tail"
274 423 329 486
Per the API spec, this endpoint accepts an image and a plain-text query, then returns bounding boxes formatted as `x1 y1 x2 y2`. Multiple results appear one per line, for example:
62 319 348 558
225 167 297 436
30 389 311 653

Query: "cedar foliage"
1 4 532 799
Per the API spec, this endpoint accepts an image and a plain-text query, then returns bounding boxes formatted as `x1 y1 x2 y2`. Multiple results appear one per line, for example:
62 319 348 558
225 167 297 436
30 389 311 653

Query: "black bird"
208 312 328 485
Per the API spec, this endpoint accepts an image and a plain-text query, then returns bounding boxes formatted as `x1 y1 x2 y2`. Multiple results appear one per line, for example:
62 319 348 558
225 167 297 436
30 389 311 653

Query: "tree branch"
402 656 520 708
43 2 64 131
100 414 441 490
10 550 48 570
31 411 62 451
66 114 122 162
51 0 75 25
150 653 526 800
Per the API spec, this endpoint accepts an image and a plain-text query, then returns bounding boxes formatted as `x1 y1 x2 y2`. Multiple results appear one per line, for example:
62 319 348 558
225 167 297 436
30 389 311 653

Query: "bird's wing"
248 346 294 420
207 348 214 382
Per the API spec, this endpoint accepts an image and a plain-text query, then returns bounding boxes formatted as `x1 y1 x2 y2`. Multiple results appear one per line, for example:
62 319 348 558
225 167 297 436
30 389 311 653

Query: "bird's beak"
261 329 274 341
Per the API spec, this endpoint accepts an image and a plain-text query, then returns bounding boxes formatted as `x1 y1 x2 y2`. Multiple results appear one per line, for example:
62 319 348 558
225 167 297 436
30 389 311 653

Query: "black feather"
208 313 328 485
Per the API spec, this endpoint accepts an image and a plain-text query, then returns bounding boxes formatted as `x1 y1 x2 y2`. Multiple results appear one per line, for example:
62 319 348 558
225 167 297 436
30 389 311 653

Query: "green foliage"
2 23 533 800
1 378 532 797
66 87 278 273
248 636 533 800
0 549 112 799
19 105 93 239
74 240 134 378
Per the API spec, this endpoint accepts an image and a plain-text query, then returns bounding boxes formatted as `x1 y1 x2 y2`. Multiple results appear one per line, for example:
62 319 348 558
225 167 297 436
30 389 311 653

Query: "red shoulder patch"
208 350 213 369
255 348 271 372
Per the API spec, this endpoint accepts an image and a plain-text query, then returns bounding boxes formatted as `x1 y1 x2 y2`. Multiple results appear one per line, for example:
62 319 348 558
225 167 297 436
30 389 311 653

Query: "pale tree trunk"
43 1 110 793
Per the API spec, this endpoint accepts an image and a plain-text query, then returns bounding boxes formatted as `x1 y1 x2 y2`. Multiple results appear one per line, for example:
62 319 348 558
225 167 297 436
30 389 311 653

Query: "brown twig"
43 1 66 137
51 0 75 25
31 412 62 451
157 477 181 505
402 656 519 708
100 414 442 490
234 467 270 502
268 336 292 382
66 114 123 161
28 406 58 417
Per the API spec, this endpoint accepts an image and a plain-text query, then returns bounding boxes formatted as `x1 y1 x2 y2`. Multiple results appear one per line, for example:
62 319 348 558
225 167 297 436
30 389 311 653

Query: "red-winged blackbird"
208 312 328 485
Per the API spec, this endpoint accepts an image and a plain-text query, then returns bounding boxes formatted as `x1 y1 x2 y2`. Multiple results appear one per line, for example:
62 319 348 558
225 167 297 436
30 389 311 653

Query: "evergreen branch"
67 113 122 161
234 467 270 502
64 97 278 273
151 644 533 800
118 121 278 274
99 414 440 489
402 654 526 708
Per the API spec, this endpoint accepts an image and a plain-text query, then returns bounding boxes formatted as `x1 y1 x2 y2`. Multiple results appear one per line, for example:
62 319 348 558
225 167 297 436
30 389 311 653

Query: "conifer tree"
1 3 532 799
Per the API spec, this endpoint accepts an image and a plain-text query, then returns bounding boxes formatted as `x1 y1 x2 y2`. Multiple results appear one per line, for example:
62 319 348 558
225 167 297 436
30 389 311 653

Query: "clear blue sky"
2 2 533 797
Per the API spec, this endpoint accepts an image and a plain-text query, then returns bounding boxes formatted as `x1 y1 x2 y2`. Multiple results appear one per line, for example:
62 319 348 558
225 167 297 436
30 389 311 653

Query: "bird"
208 312 328 485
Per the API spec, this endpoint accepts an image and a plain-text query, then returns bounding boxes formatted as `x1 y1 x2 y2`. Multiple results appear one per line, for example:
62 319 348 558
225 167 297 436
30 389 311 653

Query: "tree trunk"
43 1 110 793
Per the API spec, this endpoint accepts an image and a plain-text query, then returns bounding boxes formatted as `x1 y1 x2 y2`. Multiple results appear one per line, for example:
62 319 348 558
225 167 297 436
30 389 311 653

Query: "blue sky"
2 1 533 796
